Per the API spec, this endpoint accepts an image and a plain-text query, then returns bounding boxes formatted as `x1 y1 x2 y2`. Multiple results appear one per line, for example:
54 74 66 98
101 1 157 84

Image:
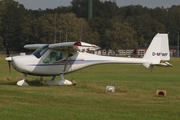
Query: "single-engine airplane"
5 33 172 86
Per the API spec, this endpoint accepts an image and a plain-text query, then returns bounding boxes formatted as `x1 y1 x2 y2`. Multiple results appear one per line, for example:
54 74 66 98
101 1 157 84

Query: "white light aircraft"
5 33 172 86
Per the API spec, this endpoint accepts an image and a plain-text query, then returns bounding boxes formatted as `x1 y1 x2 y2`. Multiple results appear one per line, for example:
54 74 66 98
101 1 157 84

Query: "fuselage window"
43 51 62 63
32 45 49 58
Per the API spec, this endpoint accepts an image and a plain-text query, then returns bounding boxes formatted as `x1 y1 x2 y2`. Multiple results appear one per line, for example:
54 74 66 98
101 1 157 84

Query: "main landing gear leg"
58 74 72 85
17 74 29 86
47 74 75 86
46 76 58 85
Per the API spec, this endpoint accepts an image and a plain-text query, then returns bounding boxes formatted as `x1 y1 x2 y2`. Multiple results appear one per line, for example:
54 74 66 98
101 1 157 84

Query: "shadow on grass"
1 79 45 86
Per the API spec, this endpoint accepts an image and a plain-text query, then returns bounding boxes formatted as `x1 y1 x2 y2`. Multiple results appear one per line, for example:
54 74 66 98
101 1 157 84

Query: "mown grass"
0 55 180 120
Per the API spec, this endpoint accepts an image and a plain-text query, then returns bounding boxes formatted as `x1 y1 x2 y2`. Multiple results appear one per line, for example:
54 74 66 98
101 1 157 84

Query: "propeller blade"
6 42 11 73
6 43 10 57
8 61 11 74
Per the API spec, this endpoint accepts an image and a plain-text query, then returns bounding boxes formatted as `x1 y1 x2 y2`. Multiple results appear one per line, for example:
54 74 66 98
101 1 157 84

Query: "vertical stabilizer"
143 33 170 70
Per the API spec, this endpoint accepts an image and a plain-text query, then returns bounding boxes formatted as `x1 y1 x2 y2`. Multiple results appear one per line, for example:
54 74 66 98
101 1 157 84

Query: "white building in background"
93 45 177 57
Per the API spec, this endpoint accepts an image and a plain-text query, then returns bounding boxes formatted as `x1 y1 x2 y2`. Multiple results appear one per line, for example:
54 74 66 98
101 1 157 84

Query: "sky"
15 0 180 10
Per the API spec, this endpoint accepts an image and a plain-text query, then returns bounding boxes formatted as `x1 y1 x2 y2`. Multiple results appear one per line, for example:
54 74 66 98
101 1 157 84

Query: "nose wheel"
17 74 29 86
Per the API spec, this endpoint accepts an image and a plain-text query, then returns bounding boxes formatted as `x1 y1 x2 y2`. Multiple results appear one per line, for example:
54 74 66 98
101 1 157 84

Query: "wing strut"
63 49 69 72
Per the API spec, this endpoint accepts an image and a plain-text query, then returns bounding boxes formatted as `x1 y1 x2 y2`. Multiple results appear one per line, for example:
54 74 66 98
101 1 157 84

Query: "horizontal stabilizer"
151 62 173 67
143 61 172 71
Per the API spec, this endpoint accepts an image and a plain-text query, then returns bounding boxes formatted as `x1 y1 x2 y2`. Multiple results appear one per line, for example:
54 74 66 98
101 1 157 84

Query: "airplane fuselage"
11 50 148 76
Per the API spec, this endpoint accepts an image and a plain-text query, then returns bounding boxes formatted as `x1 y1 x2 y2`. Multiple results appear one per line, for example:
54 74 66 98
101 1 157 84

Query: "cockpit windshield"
32 45 49 58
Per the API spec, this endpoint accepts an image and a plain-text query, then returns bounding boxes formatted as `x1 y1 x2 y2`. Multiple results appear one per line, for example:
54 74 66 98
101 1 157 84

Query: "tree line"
0 0 180 52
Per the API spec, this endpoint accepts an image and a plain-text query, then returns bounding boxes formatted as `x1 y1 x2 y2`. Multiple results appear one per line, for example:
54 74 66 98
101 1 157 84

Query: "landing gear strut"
46 74 73 86
17 74 75 86
17 74 29 86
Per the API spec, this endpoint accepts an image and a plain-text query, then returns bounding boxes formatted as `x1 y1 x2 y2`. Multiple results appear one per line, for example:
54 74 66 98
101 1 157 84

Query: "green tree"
0 1 5 50
149 7 168 26
103 22 136 55
20 14 34 44
58 13 97 43
117 5 149 19
89 17 112 35
27 13 98 45
126 14 166 45
71 0 88 18
71 0 118 19
2 0 27 51
94 0 118 19
166 5 180 45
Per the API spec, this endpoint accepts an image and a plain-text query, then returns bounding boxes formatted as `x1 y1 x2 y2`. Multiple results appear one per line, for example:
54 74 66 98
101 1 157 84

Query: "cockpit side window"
43 51 63 63
32 45 49 58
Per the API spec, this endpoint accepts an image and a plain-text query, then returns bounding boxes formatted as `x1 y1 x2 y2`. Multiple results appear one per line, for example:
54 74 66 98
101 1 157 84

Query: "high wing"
24 42 100 51
49 41 100 51
24 44 47 50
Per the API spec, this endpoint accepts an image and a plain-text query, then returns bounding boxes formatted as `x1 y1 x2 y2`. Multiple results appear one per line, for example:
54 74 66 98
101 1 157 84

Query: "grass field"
0 55 180 120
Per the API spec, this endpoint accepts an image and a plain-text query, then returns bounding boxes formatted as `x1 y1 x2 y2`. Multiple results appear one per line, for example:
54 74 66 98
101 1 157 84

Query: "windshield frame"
32 45 49 58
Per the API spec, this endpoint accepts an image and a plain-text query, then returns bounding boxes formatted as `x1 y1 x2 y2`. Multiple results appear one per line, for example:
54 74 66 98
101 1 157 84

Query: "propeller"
6 42 11 73
6 43 10 57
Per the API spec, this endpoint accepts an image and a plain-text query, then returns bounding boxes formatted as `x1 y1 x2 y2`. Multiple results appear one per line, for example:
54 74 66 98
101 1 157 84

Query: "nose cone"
11 56 27 73
11 55 36 73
